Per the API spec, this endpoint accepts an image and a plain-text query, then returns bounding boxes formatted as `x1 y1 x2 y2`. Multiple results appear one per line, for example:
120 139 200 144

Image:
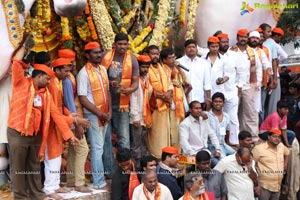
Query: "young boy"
259 100 296 147
129 55 152 169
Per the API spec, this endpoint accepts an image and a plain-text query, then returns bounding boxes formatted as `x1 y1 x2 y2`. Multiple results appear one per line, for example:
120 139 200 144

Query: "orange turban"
33 64 55 77
217 33 228 39
162 146 179 155
255 28 263 33
272 27 284 36
52 58 72 68
58 49 76 60
137 55 151 65
84 42 100 50
269 129 282 135
208 36 220 43
237 29 249 36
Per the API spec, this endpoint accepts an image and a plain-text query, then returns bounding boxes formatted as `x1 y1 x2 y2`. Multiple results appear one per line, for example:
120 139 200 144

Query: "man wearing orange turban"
58 49 91 192
77 41 111 191
44 58 91 199
157 146 183 200
100 33 139 151
205 36 229 106
253 124 289 199
129 55 152 169
7 37 81 200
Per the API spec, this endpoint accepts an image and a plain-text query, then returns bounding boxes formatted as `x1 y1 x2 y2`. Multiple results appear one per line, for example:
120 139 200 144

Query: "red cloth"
237 29 249 36
84 42 100 50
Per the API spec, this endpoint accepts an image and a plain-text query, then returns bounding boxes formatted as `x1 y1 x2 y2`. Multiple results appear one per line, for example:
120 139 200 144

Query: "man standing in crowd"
129 55 152 169
132 170 173 200
101 33 139 150
179 172 215 200
179 101 221 157
177 39 212 109
77 42 111 190
140 155 157 172
146 45 173 158
7 40 81 200
157 146 183 200
196 150 228 200
161 48 188 149
260 23 280 116
204 36 229 96
252 129 289 200
217 33 243 146
208 92 235 166
58 49 91 192
214 147 256 200
233 29 261 139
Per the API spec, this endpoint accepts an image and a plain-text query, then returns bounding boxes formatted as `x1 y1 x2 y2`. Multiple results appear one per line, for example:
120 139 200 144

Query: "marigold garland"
149 0 171 48
178 0 186 28
185 0 200 40
89 0 115 50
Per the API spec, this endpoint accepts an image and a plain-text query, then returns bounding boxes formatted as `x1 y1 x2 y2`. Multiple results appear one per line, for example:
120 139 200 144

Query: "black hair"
289 82 300 89
53 66 65 72
213 30 223 37
31 69 47 78
34 52 51 65
114 33 129 42
277 100 289 109
140 155 157 170
23 51 36 64
189 100 201 109
238 131 252 141
259 23 271 31
145 45 159 53
161 152 172 161
160 48 174 60
195 150 211 163
236 146 250 157
184 39 197 48
116 148 131 162
212 92 225 102
271 32 282 38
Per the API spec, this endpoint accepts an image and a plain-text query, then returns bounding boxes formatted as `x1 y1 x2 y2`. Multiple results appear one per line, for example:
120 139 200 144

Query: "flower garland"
132 25 152 47
60 17 72 42
107 0 123 27
178 0 186 28
85 2 98 40
74 16 91 42
185 0 200 40
149 0 171 48
89 0 115 50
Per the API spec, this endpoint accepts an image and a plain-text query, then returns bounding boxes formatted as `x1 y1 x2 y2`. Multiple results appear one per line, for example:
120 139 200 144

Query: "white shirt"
179 115 220 155
276 42 288 63
214 154 255 200
177 55 211 103
220 50 244 100
129 77 152 125
132 183 173 200
204 53 228 96
77 65 109 113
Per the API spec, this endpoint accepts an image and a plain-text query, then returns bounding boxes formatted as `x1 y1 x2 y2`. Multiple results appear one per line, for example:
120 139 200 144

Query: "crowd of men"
4 21 300 200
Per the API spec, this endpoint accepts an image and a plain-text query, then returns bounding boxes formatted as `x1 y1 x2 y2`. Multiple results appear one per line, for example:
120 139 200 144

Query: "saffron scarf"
128 161 140 200
142 183 161 200
183 192 210 200
140 77 152 128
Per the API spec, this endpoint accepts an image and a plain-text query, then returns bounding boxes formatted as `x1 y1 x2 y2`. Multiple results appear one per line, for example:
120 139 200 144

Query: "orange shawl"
148 63 169 112
128 161 140 200
163 65 185 120
85 62 109 126
101 50 132 111
140 77 152 128
142 183 161 200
